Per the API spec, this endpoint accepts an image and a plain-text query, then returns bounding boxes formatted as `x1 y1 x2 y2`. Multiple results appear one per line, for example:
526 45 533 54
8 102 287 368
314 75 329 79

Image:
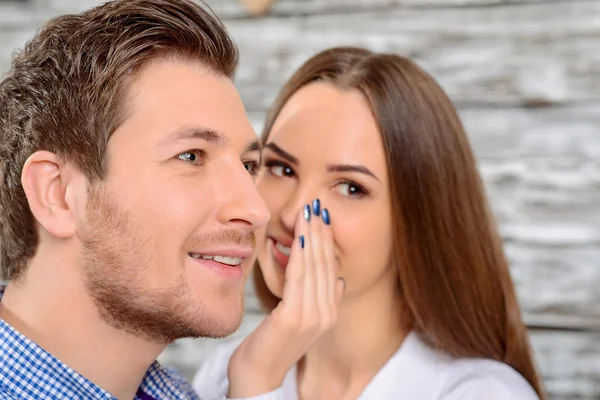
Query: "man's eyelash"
244 160 260 176
177 149 206 165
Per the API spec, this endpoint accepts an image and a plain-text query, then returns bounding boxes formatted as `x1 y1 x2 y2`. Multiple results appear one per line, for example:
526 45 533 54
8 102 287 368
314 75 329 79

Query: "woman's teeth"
189 254 242 266
275 241 291 256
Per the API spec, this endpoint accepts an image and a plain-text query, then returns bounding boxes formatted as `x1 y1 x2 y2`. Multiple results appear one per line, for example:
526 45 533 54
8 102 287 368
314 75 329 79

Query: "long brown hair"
253 46 544 398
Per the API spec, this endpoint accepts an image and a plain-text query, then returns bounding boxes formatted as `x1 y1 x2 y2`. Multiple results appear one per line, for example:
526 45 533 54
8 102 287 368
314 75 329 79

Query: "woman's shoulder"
191 338 244 400
412 334 539 399
384 332 540 399
437 356 540 400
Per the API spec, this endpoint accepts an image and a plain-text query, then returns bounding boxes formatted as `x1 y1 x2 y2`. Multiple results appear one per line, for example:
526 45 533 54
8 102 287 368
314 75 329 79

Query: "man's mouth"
188 253 243 266
187 251 249 280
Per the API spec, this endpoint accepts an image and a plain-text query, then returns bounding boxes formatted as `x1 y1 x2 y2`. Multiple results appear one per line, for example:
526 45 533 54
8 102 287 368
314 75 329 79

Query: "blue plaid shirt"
0 286 200 400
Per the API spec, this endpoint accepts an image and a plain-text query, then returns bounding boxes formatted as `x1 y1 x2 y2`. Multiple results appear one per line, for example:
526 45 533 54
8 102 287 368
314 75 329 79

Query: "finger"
320 208 338 314
278 207 307 314
301 202 317 322
309 201 330 324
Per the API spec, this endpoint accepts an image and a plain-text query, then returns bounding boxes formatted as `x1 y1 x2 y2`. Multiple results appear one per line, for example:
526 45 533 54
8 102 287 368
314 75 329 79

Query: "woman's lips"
269 237 291 269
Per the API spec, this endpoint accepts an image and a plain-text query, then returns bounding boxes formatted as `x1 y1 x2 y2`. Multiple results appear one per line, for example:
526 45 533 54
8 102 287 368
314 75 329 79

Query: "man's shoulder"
0 384 17 400
141 362 201 400
162 365 199 396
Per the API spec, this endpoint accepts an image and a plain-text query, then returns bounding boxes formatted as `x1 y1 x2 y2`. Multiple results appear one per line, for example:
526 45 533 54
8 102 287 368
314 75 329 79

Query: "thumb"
335 277 345 305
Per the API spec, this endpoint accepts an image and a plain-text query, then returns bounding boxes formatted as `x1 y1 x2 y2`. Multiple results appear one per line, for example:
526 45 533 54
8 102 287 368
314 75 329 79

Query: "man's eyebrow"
263 142 298 165
159 126 226 147
246 139 262 153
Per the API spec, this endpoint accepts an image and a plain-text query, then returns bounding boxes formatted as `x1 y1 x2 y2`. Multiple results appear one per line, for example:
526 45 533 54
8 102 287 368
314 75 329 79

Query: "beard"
80 184 252 344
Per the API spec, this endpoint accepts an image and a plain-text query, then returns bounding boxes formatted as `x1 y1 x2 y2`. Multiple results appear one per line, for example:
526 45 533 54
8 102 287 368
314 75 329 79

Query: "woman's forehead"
265 83 387 176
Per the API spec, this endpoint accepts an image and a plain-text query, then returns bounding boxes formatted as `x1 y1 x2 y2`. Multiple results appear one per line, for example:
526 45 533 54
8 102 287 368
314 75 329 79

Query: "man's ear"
21 151 79 238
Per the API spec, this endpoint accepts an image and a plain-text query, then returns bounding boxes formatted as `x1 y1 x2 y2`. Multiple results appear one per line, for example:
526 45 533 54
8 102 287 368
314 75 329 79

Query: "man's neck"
0 247 165 400
298 279 408 400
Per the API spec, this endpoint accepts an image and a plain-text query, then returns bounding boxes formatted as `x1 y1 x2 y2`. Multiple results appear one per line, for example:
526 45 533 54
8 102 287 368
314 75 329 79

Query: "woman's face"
256 82 396 300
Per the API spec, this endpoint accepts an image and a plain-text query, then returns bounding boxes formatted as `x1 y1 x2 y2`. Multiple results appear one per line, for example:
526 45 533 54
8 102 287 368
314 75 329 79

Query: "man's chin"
189 296 245 339
196 310 244 339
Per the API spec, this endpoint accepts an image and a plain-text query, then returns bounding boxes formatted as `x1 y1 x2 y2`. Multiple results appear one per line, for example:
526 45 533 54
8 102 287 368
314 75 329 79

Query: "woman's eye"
336 182 366 198
243 160 260 176
267 162 294 178
177 150 204 165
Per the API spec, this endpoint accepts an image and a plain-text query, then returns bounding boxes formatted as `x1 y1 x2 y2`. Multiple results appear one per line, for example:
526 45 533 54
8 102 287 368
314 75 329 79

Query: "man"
0 0 280 398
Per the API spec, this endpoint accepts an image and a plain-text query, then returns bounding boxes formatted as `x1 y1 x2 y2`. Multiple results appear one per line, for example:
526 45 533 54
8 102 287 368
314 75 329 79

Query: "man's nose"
215 162 271 232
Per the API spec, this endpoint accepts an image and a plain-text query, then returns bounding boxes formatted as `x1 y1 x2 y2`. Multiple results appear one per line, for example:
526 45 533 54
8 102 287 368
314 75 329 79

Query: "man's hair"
0 0 238 281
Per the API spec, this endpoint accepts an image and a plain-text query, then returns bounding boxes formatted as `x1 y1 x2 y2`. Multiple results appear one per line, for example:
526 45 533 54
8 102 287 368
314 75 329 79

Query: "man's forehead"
157 125 261 152
117 59 257 149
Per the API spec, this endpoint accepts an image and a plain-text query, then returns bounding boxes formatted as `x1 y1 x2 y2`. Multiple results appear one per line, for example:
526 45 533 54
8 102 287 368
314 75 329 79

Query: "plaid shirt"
0 286 200 400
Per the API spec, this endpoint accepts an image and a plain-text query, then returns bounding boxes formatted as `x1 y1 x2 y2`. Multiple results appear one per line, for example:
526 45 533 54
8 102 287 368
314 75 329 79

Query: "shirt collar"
0 284 198 399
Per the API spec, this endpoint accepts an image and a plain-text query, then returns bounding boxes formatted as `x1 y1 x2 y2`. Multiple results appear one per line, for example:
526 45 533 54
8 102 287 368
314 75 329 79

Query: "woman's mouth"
270 238 291 269
275 241 291 256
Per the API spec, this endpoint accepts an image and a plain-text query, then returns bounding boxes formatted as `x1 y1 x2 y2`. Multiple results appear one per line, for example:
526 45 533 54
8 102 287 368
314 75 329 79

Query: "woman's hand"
227 199 344 397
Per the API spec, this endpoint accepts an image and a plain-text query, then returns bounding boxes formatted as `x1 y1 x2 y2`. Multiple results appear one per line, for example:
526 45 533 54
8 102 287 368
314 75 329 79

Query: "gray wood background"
1 0 598 398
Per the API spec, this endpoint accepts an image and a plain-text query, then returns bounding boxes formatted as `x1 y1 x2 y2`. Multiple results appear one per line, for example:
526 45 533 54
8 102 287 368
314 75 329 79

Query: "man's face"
78 58 270 343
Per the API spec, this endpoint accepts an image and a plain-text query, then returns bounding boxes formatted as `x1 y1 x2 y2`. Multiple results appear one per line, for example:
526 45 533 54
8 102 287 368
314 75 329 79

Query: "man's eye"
243 160 260 176
177 150 204 165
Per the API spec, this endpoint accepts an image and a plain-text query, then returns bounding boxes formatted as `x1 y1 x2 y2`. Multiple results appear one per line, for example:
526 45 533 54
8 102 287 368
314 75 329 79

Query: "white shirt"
192 331 539 400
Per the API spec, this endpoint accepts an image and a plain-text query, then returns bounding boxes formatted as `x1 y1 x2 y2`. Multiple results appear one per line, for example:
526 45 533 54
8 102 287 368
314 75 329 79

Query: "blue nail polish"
299 235 305 249
312 199 321 217
303 204 311 221
322 208 330 225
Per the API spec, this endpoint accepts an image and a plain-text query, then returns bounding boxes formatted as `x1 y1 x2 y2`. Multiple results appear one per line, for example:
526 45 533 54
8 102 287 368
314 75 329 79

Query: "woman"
193 47 545 399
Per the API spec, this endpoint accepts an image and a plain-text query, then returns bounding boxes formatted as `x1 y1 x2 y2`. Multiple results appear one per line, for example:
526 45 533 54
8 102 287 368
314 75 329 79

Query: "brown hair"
253 47 545 398
0 0 238 281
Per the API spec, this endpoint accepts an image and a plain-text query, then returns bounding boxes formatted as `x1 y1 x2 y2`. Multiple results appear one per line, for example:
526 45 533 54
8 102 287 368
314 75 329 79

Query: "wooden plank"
157 318 600 399
529 329 600 399
242 241 600 324
3 2 598 107
507 242 600 321
460 105 600 161
1 0 598 397
481 159 600 229
226 0 600 108
0 1 106 31
248 105 600 160
0 29 36 75
0 0 558 29
207 0 558 19
526 314 600 332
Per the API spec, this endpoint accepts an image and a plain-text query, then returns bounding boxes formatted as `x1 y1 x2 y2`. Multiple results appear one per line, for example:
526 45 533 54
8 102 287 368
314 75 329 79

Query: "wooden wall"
1 0 598 398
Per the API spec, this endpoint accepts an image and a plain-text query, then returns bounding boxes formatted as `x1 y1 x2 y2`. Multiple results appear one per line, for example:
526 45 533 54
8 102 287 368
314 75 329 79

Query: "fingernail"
299 235 305 249
322 208 330 225
303 204 311 221
312 198 321 217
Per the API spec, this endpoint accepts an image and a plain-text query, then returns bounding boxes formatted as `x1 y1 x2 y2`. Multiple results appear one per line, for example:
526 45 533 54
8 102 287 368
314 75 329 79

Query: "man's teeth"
189 254 242 266
275 242 291 256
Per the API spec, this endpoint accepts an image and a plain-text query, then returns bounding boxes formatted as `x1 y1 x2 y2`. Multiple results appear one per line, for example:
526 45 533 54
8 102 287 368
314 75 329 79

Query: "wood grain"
207 0 558 19
224 1 599 108
0 0 597 397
